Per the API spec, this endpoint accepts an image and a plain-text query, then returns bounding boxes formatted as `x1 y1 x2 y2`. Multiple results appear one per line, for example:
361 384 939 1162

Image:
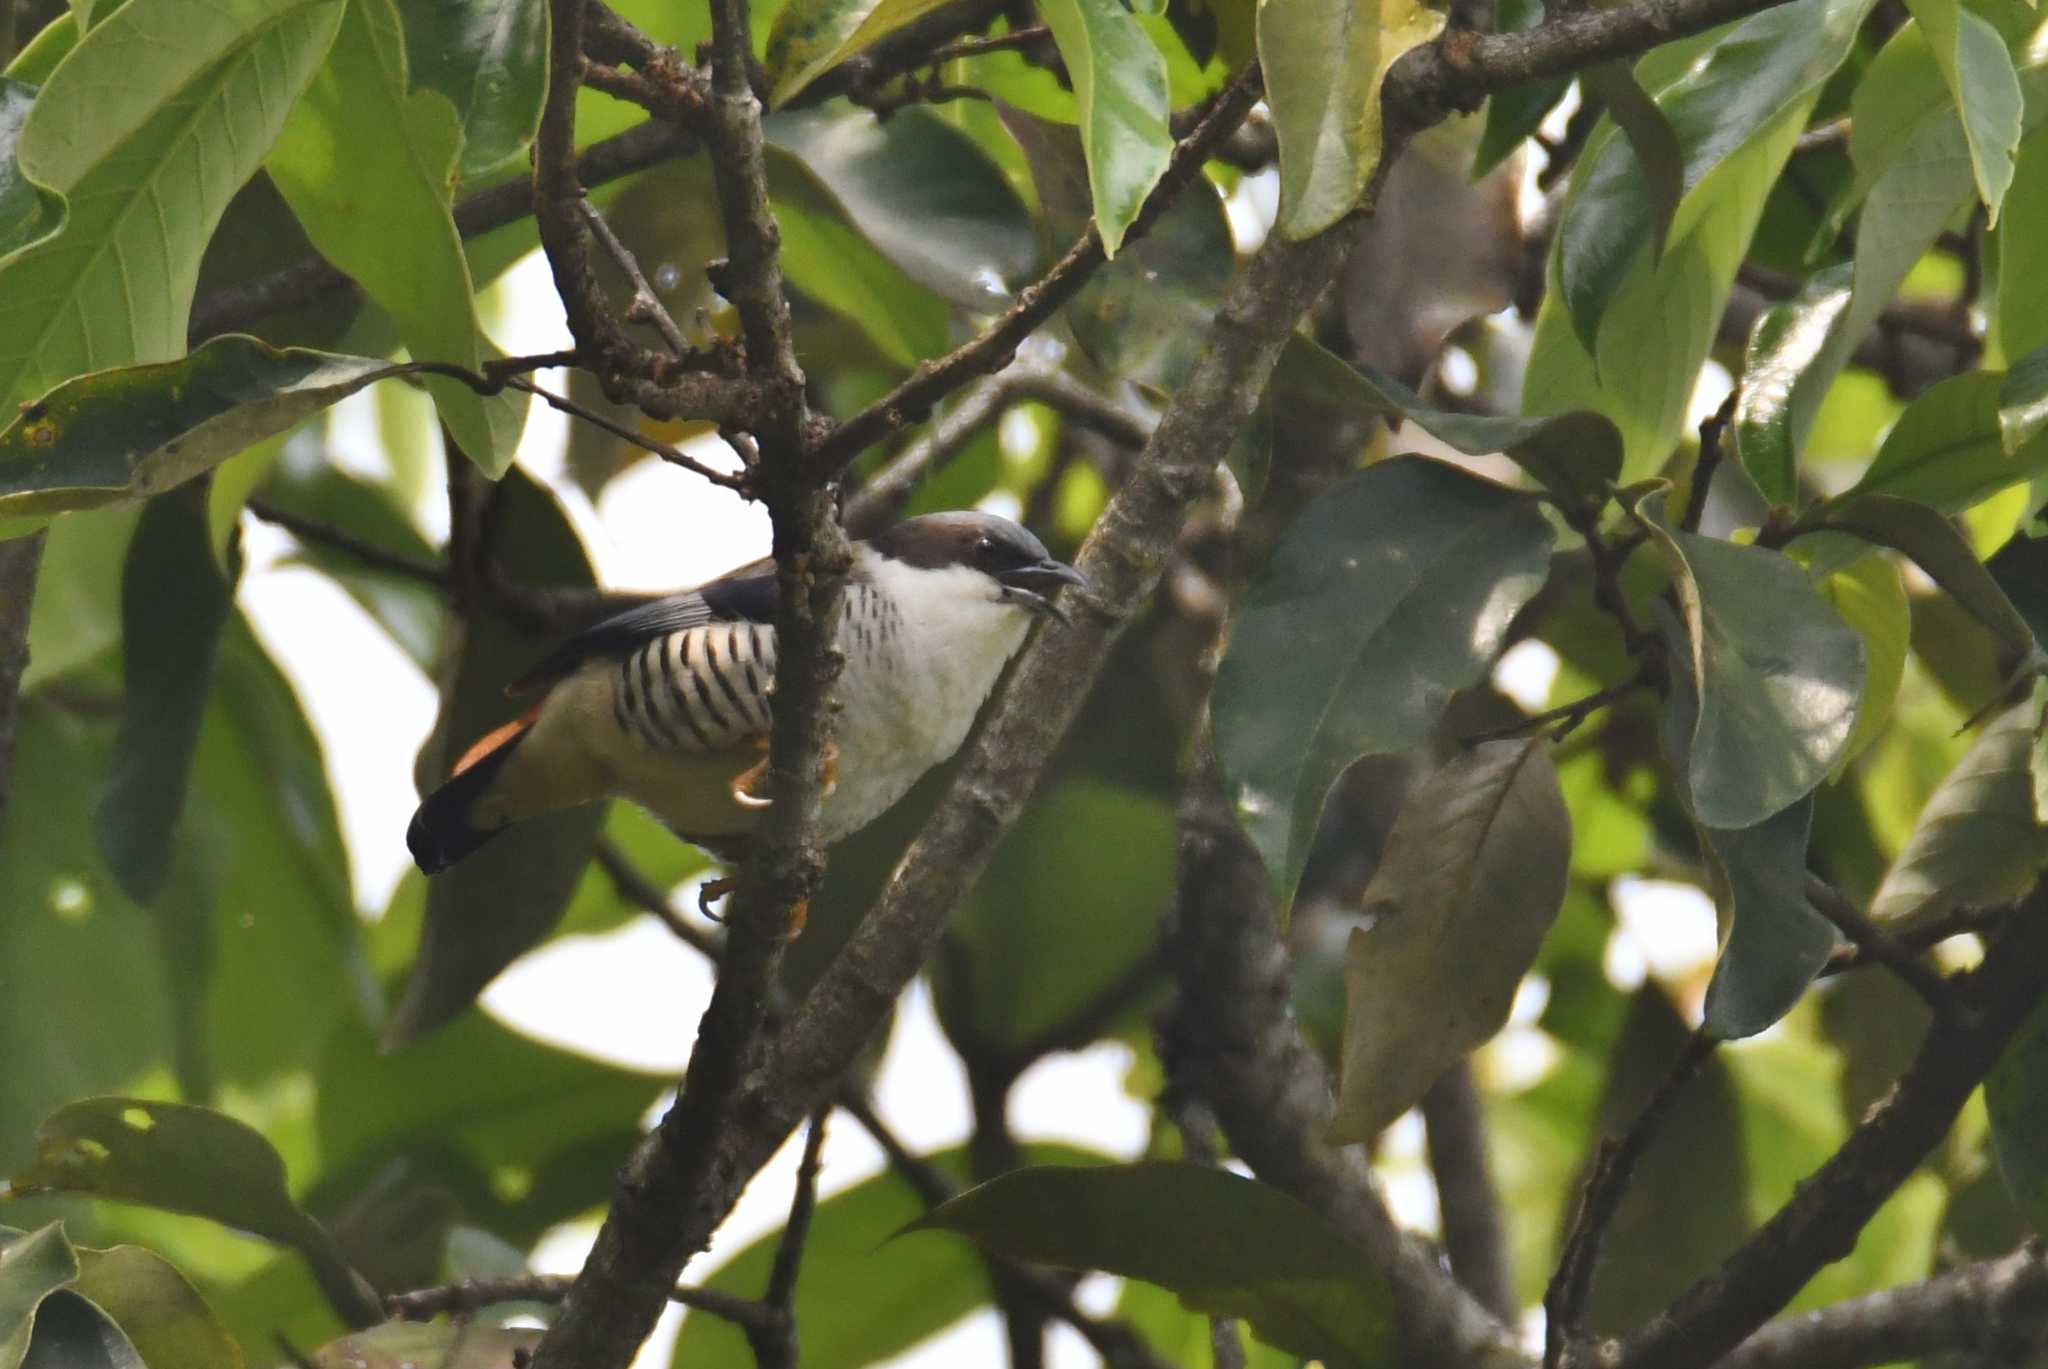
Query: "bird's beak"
997 559 1089 626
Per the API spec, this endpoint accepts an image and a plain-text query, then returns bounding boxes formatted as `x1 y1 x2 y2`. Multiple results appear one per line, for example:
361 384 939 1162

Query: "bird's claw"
784 898 809 941
729 740 840 808
698 875 738 921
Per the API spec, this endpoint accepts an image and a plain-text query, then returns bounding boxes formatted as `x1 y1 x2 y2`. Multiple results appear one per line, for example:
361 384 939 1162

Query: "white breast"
819 554 1035 841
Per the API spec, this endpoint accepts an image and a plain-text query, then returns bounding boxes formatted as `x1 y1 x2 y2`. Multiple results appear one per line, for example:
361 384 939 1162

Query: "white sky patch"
1494 639 1561 712
1609 876 1720 983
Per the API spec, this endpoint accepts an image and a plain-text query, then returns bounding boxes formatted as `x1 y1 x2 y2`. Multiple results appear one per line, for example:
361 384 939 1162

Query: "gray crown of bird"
407 511 1086 880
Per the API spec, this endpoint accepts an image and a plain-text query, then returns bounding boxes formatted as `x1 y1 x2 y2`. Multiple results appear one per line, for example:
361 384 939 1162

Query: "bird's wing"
509 556 778 694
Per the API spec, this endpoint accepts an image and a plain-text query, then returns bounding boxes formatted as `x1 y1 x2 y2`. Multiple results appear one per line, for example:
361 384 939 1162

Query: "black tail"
406 724 529 875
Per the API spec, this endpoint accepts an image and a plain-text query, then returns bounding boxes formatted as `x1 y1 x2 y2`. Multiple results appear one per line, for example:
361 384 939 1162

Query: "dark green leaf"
913 1163 1399 1368
0 1225 79 1369
8 1099 379 1327
1213 457 1554 907
18 1291 143 1369
0 0 344 416
94 484 234 903
1038 0 1173 255
1698 800 1836 1038
771 153 949 366
1330 739 1570 1141
1556 0 1868 353
1260 0 1444 239
388 472 606 1047
1988 993 2048 1235
1843 371 2048 515
1632 489 1865 828
1732 262 1853 505
0 336 410 519
2000 340 2048 457
1272 334 1623 509
313 1324 539 1369
764 107 1039 312
1801 492 2037 666
1870 701 2048 930
266 0 525 474
1579 63 1683 259
1472 0 1562 178
400 0 546 178
1903 0 2021 221
19 504 138 690
0 81 56 258
764 0 953 107
70 1245 244 1369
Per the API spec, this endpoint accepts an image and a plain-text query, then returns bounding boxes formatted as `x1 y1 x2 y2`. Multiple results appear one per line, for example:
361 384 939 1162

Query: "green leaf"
20 503 138 691
0 1225 79 1369
673 1145 1100 1367
913 1163 1399 1368
764 107 1038 312
1802 492 2037 666
266 0 522 474
2000 341 2048 457
1631 489 1865 828
386 471 606 1047
398 0 547 178
8 1099 380 1327
313 1324 539 1369
1732 262 1854 505
1261 0 1444 239
1902 0 2022 222
1988 990 2048 1238
1212 457 1554 907
1555 0 1868 354
1471 0 1562 178
94 484 234 903
1843 371 2048 515
0 82 56 259
769 155 948 367
1697 800 1837 1038
1995 130 2048 361
1817 551 1909 773
763 0 952 108
0 0 344 417
70 1245 244 1369
2034 678 2048 825
1870 701 2048 929
1329 738 1570 1141
1579 63 1683 259
1038 0 1173 256
1271 334 1623 509
0 336 412 519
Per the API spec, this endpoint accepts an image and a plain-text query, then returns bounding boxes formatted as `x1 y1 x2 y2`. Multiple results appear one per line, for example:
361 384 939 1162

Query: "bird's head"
868 512 1088 625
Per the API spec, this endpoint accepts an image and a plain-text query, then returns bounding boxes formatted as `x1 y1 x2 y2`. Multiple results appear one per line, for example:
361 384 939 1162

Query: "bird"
406 510 1087 881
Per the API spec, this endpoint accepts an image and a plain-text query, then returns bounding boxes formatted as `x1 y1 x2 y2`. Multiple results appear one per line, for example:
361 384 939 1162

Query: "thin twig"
244 499 451 587
842 377 1012 537
1819 903 2007 977
745 1110 831 1369
1803 876 1954 1017
579 198 693 356
593 840 723 957
503 377 750 491
928 23 1051 61
1545 1030 1718 1367
386 1272 770 1326
1463 670 1650 744
1682 393 1735 533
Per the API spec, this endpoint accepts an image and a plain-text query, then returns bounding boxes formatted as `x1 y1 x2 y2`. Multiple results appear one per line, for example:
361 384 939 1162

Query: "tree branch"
1422 1063 1518 1324
745 1110 828 1369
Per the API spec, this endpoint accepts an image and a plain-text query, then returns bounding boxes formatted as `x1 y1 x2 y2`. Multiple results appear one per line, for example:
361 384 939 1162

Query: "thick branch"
1614 896 2048 1369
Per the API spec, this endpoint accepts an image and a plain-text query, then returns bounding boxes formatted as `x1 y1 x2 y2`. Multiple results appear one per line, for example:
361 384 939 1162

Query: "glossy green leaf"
1989 993 2048 1236
267 0 522 475
1632 489 1865 828
1844 371 2048 515
764 107 1038 312
2 16 78 84
1261 0 1444 239
770 155 948 367
1732 262 1853 505
399 0 546 178
1817 551 1909 773
1579 63 1683 259
674 1145 1101 1367
914 1163 1399 1368
313 1324 539 1369
1903 0 2021 222
94 484 233 903
1038 0 1172 256
1273 334 1623 509
763 0 952 107
1329 739 1570 1141
0 0 344 417
71 1245 244 1369
1802 492 2037 666
1870 701 2048 930
1698 800 1836 1038
1556 0 1868 353
0 82 54 258
1471 0 1562 178
9 1099 379 1327
388 472 605 1047
0 1226 79 1369
2000 341 2048 457
1213 457 1554 907
0 335 409 519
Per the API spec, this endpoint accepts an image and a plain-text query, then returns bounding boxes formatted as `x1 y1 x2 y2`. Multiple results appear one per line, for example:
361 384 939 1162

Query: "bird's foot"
730 740 773 810
819 741 839 798
698 875 738 921
784 898 809 941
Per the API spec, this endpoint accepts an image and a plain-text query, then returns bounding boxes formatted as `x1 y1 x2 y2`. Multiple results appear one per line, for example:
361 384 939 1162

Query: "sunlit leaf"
1329 738 1569 1141
1732 262 1853 505
1213 457 1554 907
0 0 344 417
1633 489 1864 828
399 0 546 178
1995 131 2048 362
1902 0 2022 222
1816 551 1910 773
1843 371 2048 515
1871 702 2048 930
71 1245 244 1369
764 0 952 108
914 1163 1399 1368
266 0 524 474
1037 0 1173 256
312 1323 539 1369
1261 0 1444 240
